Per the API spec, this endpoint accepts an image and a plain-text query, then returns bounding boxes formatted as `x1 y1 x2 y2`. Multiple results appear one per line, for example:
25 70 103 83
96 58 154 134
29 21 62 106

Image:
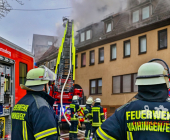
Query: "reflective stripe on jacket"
70 102 81 121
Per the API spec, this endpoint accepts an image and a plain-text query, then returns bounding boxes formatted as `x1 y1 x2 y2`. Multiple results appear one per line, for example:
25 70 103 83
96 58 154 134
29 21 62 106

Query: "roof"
0 36 34 57
37 45 58 64
75 0 170 52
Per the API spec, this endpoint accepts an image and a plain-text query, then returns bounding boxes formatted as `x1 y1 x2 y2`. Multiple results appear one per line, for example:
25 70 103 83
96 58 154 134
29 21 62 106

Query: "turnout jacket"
70 101 81 121
84 104 92 123
96 99 170 140
90 104 105 127
11 91 59 140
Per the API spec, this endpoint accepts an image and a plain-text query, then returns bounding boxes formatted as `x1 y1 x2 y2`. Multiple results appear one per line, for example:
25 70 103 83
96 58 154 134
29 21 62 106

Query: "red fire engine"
0 37 34 139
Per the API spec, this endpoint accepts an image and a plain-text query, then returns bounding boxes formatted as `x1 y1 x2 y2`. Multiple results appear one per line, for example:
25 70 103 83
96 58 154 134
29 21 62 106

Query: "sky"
0 0 72 52
0 0 126 52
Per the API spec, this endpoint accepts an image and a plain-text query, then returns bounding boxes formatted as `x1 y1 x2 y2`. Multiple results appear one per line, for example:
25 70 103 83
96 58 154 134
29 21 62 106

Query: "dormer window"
80 32 85 42
142 6 150 20
106 21 112 33
132 10 139 23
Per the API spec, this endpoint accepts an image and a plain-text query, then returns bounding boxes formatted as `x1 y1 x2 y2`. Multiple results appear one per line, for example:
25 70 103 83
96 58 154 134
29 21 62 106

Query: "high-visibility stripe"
34 127 57 140
92 107 100 110
127 131 133 140
22 121 28 140
96 127 116 140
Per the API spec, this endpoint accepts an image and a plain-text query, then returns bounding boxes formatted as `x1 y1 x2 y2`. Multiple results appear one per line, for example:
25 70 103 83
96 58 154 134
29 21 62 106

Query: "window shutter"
113 76 120 93
123 75 131 92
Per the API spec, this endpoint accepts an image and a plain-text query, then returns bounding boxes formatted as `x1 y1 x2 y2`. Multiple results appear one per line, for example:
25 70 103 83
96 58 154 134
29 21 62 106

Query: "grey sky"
0 0 71 51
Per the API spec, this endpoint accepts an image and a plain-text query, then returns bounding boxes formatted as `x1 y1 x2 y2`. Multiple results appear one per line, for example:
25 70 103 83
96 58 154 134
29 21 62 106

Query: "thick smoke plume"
70 0 127 31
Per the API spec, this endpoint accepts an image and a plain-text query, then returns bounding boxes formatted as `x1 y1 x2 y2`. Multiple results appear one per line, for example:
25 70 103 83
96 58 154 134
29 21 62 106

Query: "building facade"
75 0 170 115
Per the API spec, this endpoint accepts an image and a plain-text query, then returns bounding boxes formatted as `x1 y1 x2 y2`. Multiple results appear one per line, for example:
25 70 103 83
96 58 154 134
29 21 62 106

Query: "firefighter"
84 97 93 140
96 59 170 140
11 66 60 140
90 98 105 140
69 95 81 140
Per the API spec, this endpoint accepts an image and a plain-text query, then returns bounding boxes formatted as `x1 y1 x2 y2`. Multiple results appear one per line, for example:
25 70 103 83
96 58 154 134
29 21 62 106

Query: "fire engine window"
76 55 78 68
132 10 139 23
86 30 91 40
110 44 117 60
124 40 131 57
19 62 27 85
90 50 95 65
139 35 147 54
80 32 85 42
90 79 102 95
142 6 150 20
158 29 167 50
81 53 86 67
99 47 104 63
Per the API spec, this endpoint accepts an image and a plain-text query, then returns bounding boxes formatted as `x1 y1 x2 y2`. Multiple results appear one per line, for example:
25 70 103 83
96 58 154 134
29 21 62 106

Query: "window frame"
98 47 104 64
110 44 117 61
90 78 102 95
142 6 150 20
81 52 86 67
86 30 91 40
158 29 168 50
112 73 138 94
80 32 85 42
89 50 95 66
105 21 112 33
124 40 131 58
132 10 140 23
139 35 147 55
19 62 27 85
75 55 78 68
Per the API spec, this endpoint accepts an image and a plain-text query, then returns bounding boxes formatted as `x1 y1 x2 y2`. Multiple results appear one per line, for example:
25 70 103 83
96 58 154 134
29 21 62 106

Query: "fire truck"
49 18 107 125
0 37 34 139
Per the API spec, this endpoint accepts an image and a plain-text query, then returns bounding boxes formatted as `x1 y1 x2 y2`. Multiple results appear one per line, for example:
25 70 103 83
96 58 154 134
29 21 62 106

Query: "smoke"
55 22 65 47
69 0 127 31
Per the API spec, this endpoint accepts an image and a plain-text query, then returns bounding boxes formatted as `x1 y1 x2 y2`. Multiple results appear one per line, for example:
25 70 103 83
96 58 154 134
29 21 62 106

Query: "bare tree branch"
0 0 24 19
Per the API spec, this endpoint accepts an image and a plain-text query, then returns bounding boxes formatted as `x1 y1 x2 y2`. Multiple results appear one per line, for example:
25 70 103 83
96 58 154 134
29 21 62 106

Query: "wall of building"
75 25 170 114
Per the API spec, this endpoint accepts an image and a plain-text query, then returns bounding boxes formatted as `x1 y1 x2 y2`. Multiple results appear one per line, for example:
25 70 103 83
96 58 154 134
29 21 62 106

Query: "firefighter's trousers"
92 126 98 140
84 123 92 140
69 121 78 139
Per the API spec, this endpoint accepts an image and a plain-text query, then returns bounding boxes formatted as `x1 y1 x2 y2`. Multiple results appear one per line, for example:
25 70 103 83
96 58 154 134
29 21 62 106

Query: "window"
19 62 27 85
139 35 147 54
99 47 104 63
81 53 86 67
90 79 102 95
47 62 50 68
86 30 91 40
110 44 117 60
124 40 131 58
112 73 137 94
48 41 53 46
90 50 95 65
75 55 78 68
158 29 167 50
50 60 54 69
132 10 139 23
44 62 46 66
54 59 56 66
106 22 112 33
142 6 150 20
80 32 85 42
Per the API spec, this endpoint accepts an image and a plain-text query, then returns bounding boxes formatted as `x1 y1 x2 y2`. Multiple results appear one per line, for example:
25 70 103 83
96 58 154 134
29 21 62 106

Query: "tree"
0 0 23 19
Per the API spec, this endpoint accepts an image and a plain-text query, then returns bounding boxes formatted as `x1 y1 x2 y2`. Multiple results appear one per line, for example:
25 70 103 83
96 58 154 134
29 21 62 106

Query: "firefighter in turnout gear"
96 59 170 140
90 98 105 140
69 95 81 140
84 97 93 140
11 66 60 140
